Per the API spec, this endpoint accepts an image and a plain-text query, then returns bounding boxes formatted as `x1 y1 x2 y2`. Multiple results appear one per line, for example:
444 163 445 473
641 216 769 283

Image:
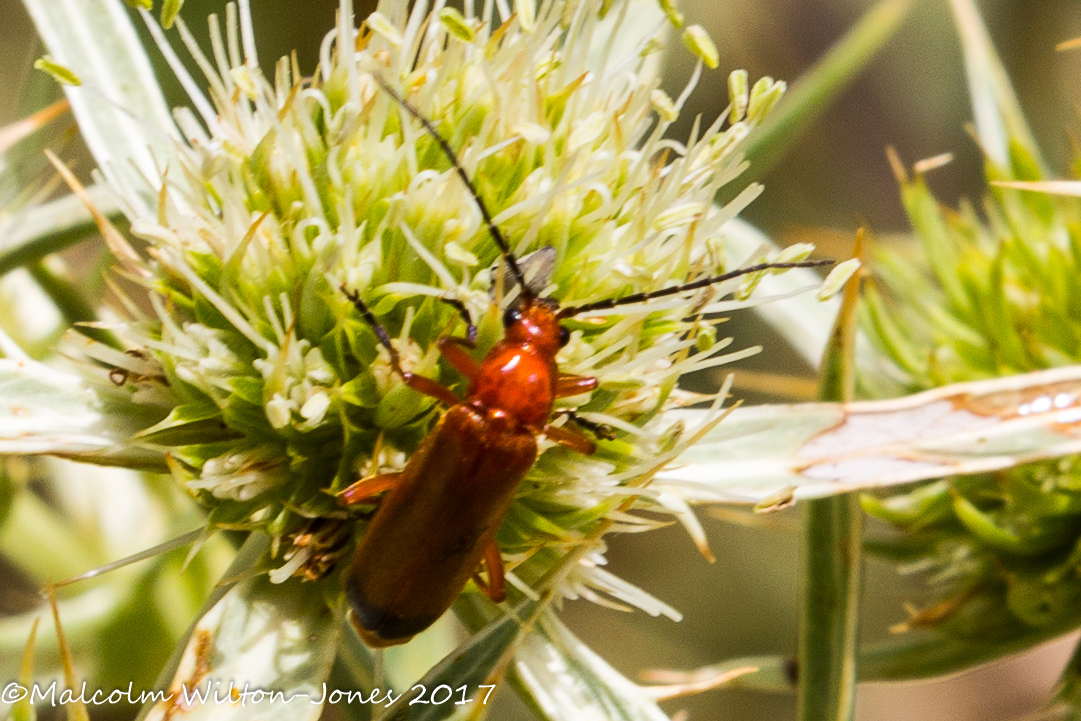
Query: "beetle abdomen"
344 403 537 646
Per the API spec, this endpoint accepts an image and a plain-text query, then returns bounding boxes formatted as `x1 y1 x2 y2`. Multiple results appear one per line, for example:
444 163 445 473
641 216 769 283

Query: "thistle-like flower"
91 0 797 605
20 0 828 710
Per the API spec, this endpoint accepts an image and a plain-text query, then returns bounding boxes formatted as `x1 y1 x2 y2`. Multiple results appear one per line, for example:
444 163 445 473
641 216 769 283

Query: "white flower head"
92 0 806 620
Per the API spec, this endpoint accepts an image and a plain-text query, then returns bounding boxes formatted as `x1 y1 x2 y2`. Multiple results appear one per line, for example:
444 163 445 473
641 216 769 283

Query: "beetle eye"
502 305 521 328
558 326 570 347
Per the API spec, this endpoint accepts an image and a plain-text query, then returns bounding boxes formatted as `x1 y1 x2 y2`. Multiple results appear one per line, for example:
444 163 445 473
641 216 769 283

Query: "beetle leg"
543 423 597 455
400 373 460 407
473 540 507 603
341 285 463 407
437 296 478 346
437 336 481 379
555 374 598 398
338 472 401 506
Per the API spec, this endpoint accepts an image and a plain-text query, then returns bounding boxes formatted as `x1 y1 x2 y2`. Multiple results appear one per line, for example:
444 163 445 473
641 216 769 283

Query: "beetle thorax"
468 304 561 429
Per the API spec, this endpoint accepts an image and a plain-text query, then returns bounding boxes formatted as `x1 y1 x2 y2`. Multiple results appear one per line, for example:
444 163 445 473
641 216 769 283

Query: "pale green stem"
742 0 916 181
797 495 863 721
863 630 1081 681
691 621 1081 693
797 247 862 721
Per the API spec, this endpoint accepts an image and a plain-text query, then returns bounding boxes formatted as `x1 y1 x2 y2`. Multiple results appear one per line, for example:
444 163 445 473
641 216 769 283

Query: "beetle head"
502 297 569 356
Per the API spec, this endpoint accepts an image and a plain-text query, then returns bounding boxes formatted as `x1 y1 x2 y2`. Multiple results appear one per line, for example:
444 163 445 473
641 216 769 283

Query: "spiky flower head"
862 144 1081 646
80 0 802 625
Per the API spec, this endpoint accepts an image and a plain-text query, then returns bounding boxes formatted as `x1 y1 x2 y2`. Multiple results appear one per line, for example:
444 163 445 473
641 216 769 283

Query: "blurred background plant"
2 1 1081 721
854 4 1081 719
587 2 1081 719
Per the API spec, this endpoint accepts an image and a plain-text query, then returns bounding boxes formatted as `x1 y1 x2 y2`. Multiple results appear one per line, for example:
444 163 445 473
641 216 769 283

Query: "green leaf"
135 401 241 445
896 173 974 315
139 535 342 721
382 599 545 720
20 0 178 217
657 365 1081 501
860 281 924 377
948 0 1046 176
513 612 669 721
860 480 952 527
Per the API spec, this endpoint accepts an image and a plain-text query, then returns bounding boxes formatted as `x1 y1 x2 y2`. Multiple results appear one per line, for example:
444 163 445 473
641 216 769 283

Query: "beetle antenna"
340 284 408 377
372 74 532 301
556 259 835 319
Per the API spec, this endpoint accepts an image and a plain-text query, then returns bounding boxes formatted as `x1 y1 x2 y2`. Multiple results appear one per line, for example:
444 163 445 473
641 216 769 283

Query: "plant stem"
678 619 1081 693
742 0 916 182
797 238 863 721
798 494 863 721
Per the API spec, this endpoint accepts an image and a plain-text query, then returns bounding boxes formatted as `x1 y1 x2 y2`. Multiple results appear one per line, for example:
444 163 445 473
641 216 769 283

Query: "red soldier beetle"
336 76 833 647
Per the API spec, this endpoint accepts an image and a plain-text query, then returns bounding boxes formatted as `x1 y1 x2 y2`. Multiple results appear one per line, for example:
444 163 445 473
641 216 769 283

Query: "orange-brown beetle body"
343 403 536 646
338 297 597 647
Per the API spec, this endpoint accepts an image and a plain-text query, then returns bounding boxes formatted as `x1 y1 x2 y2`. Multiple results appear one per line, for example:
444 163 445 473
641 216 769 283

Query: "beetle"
336 77 833 647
